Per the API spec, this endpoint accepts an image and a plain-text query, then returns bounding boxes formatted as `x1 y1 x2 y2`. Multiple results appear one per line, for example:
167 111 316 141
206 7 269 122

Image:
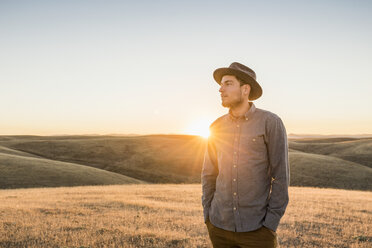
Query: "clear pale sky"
1 0 371 135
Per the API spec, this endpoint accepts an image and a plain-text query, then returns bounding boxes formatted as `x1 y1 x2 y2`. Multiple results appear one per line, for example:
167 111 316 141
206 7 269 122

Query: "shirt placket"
232 119 241 231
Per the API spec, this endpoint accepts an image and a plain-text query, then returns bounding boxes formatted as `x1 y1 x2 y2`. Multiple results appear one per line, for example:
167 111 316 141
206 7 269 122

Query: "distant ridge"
288 133 372 139
3 133 372 139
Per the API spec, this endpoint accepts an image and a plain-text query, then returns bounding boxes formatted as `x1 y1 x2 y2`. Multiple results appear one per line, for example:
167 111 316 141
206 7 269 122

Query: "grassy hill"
0 185 371 247
0 135 371 190
289 138 372 168
0 135 206 184
289 150 372 190
0 149 144 189
0 145 41 158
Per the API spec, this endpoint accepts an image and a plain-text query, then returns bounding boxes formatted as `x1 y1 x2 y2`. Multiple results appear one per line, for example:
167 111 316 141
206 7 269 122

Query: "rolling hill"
289 150 372 190
0 135 371 190
289 138 372 168
0 135 206 184
0 149 144 189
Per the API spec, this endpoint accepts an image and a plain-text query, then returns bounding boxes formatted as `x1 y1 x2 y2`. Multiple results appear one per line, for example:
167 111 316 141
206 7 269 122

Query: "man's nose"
219 85 224 92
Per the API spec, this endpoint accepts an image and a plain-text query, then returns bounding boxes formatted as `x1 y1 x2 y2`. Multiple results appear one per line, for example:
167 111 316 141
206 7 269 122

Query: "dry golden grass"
1 185 371 247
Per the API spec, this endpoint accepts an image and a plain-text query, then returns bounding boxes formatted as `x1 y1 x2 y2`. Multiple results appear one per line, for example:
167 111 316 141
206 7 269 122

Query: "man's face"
219 75 250 108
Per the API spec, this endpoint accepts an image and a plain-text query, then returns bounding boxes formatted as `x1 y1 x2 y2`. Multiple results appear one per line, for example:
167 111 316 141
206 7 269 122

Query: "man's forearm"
201 135 218 222
201 176 216 222
264 176 289 231
264 116 290 231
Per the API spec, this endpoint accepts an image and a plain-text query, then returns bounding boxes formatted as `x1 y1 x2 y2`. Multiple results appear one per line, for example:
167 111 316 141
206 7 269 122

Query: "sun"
185 119 211 138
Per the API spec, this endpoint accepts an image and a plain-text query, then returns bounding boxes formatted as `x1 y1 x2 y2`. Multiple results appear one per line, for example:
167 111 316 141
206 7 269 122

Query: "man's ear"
245 84 251 95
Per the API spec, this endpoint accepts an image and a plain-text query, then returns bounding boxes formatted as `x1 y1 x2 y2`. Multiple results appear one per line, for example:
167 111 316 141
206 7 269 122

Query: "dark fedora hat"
213 62 263 100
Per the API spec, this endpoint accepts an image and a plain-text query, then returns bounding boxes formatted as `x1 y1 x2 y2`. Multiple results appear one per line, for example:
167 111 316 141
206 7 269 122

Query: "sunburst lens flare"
185 120 211 139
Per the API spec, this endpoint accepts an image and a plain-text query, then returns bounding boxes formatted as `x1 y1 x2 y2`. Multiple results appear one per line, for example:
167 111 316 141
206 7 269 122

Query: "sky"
1 0 371 136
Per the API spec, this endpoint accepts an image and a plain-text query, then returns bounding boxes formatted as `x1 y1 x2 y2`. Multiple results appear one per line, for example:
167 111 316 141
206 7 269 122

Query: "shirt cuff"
263 210 281 232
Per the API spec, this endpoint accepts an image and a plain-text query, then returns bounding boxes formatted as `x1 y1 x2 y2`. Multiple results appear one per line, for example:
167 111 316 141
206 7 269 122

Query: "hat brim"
213 67 263 100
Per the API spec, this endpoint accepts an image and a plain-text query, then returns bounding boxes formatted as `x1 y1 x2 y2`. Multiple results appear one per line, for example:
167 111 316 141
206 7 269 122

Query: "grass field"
1 184 371 248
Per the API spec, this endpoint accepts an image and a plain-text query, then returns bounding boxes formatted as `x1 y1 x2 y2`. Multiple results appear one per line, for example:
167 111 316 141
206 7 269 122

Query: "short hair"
236 76 246 86
236 76 251 98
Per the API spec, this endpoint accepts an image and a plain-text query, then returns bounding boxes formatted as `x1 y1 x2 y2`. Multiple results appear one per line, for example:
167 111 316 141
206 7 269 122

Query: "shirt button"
233 207 237 210
234 151 237 154
233 192 237 195
245 118 248 121
252 138 256 141
233 178 236 181
233 165 237 168
237 125 239 127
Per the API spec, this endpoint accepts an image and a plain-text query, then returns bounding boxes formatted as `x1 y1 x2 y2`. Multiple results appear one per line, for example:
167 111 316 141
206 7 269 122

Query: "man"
202 62 289 248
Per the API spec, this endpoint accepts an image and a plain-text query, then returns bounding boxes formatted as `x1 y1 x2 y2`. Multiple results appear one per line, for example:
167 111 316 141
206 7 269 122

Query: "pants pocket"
262 226 277 238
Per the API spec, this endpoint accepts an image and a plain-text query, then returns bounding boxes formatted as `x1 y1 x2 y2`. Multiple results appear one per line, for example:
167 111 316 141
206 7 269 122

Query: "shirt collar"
228 102 256 121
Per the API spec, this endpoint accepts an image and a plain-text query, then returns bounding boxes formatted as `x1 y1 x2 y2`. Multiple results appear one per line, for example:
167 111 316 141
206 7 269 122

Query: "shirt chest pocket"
240 135 267 158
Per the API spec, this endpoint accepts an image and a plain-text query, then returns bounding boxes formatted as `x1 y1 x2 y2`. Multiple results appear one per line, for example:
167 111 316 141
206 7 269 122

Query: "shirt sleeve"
263 115 290 232
201 126 219 223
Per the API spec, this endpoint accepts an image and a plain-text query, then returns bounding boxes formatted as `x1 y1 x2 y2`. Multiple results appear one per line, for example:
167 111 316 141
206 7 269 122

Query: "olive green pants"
206 220 279 248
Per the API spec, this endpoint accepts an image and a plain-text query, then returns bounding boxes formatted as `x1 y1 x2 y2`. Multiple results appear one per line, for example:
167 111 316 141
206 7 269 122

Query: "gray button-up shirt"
201 102 289 232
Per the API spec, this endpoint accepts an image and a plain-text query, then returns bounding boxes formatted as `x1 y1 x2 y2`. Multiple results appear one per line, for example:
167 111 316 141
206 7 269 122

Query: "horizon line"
1 133 372 138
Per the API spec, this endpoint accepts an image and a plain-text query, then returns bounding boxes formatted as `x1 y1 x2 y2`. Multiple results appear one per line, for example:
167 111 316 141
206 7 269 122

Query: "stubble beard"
221 94 244 109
